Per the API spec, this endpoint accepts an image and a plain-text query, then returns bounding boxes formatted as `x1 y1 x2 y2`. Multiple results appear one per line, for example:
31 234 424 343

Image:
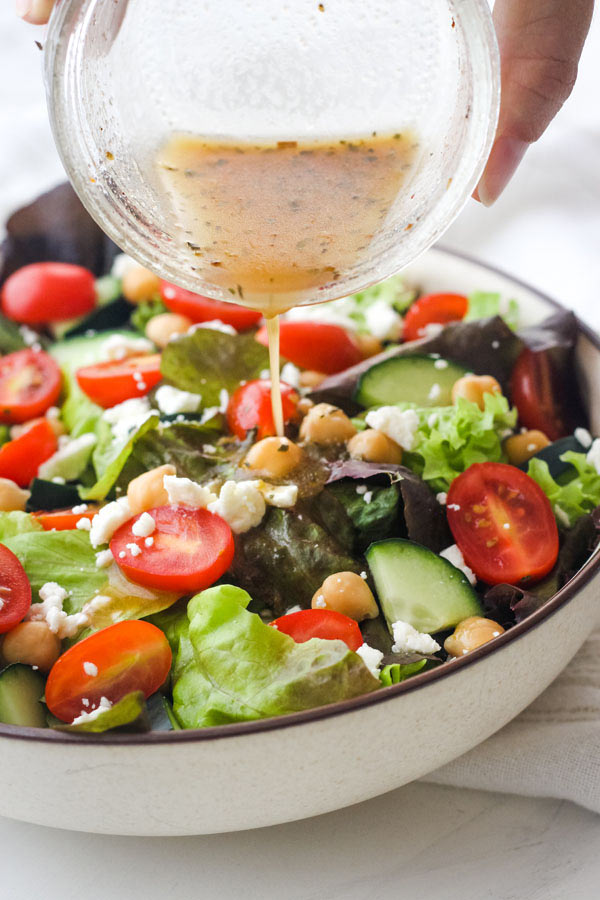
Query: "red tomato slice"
33 506 99 531
0 349 62 424
76 353 162 408
0 418 57 487
0 545 32 634
45 620 172 723
160 281 262 331
446 462 559 585
255 321 363 375
271 609 363 651
226 379 299 440
110 505 235 593
402 293 468 342
510 348 571 442
1 262 96 324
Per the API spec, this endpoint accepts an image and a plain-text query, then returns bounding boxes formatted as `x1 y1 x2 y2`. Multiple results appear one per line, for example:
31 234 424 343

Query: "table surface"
1 7 600 899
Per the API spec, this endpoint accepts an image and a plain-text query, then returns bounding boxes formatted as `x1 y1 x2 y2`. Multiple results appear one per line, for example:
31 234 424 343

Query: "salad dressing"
157 133 419 435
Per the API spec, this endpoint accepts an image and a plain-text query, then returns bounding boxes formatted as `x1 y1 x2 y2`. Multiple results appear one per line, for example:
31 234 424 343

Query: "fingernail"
476 136 528 207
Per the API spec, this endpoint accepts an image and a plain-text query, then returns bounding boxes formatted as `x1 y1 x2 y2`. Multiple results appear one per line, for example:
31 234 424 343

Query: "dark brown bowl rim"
2 245 599 746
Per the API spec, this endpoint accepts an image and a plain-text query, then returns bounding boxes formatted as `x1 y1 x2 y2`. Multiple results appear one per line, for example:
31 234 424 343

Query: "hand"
475 0 595 206
16 0 55 24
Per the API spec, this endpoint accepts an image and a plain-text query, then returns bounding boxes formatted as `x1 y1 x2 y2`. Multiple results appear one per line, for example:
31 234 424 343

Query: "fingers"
476 0 595 206
16 0 55 25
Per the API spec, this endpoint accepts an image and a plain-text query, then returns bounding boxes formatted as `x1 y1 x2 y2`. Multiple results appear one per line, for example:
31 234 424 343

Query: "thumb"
476 0 595 206
16 0 55 25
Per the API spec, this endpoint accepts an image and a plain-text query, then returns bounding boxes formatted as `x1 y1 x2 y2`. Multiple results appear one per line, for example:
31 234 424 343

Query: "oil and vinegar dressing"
156 133 419 434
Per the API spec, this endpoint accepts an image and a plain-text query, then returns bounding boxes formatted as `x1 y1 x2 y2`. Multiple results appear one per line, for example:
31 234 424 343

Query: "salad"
0 184 599 735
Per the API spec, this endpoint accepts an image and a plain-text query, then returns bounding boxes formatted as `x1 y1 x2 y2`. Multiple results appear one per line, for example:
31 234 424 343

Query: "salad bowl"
1 245 599 836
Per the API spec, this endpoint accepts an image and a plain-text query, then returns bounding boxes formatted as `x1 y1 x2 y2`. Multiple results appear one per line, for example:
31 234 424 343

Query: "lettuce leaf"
465 291 519 330
527 452 600 528
380 660 427 686
0 510 43 540
53 692 146 733
169 585 379 728
400 393 518 492
81 413 160 500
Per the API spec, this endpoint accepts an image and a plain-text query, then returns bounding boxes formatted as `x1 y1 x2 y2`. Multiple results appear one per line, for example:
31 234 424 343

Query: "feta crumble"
89 497 132 548
26 582 89 639
71 696 112 726
155 384 203 415
145 536 155 548
364 298 403 341
365 407 420 451
428 383 441 402
72 503 88 514
163 474 217 508
189 319 236 336
258 482 298 508
433 358 449 370
207 480 266 533
391 620 441 656
575 427 593 449
280 362 302 389
75 517 92 531
132 512 156 538
102 397 158 443
356 643 384 677
95 549 113 569
83 661 98 677
436 492 447 506
101 334 154 361
587 439 600 475
126 542 142 557
440 544 477 585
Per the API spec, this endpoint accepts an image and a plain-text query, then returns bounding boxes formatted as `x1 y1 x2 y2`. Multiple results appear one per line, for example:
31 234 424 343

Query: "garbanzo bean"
504 430 551 465
299 370 327 389
312 571 378 621
299 403 357 445
355 333 383 359
1 621 62 673
347 429 403 465
451 374 502 410
127 464 176 515
244 437 304 479
0 477 30 512
145 313 193 348
444 616 505 657
122 265 161 304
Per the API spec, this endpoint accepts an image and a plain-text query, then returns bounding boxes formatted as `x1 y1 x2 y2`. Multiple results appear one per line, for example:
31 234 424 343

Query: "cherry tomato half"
0 418 57 487
226 379 299 440
33 506 98 531
110 505 235 593
271 609 363 651
1 262 96 325
45 620 172 723
76 353 162 408
255 321 363 375
402 293 468 342
446 462 559 585
0 349 62 424
0 545 32 634
510 348 572 442
160 281 262 331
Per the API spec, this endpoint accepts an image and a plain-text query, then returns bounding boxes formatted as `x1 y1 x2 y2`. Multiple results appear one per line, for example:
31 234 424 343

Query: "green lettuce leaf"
0 312 27 354
321 482 400 552
527 452 600 528
81 413 160 500
160 328 270 404
0 510 43 540
380 659 427 686
465 291 519 330
401 393 518 492
131 298 168 333
53 691 146 733
170 585 380 728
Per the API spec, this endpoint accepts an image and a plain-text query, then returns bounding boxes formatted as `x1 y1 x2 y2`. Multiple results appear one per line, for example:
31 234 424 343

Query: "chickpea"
347 429 403 465
312 572 378 622
244 437 304 479
1 621 62 673
0 477 30 512
145 313 193 348
299 370 327 389
451 374 502 410
122 265 161 304
299 403 357 445
127 464 176 515
444 616 505 657
355 333 383 359
504 429 551 466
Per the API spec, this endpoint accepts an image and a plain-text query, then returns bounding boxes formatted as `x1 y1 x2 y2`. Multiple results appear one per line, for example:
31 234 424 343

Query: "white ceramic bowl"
1 247 599 836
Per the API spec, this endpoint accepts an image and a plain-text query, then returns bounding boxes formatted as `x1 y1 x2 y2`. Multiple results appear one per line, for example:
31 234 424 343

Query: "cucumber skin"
0 664 47 728
366 538 483 635
354 354 468 409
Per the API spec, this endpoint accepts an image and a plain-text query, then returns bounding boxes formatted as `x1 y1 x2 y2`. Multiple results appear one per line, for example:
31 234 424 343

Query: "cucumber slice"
366 538 483 634
0 664 47 727
354 354 468 408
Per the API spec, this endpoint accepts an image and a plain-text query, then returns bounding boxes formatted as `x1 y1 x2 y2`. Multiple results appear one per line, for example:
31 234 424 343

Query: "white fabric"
1 4 600 814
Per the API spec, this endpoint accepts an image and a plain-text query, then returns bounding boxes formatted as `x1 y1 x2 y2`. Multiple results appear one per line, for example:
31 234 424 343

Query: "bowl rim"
2 245 599 746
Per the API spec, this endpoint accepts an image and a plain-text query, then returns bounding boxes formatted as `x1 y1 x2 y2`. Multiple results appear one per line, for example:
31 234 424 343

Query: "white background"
1 5 600 899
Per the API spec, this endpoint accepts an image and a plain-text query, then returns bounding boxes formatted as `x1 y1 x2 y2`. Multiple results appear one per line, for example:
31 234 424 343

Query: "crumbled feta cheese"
420 322 444 338
163 474 217 508
83 661 98 677
95 550 113 569
207 480 266 533
19 324 41 347
436 492 447 506
155 384 203 415
440 544 477 585
89 497 132 548
188 319 237 336
360 571 368 580
364 299 403 341
356 643 384 677
203 444 217 454
428 383 441 402
219 388 230 413
427 413 439 428
259 482 298 508
365 407 420 451
199 405 221 423
285 605 303 614
145 536 154 548
119 550 126 559
554 504 571 527
575 427 593 449
355 485 367 495
314 594 326 609
81 594 112 617
131 512 156 538
363 491 373 504
76 517 92 531
101 333 154 361
491 340 500 349
72 503 88 514
447 503 461 511
391 620 441 656
126 542 142 557
136 380 147 391
280 362 302 389
37 433 97 481
26 582 89 638
102 397 158 443
587 439 600 476
71 696 112 725
433 358 449 370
